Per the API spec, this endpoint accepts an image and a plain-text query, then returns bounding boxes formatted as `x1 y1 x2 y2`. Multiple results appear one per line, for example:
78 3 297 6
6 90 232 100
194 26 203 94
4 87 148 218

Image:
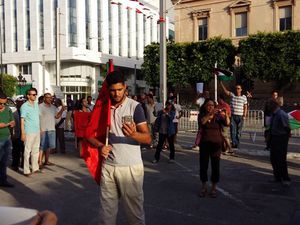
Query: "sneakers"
192 146 199 151
168 159 175 163
151 159 158 164
282 180 291 187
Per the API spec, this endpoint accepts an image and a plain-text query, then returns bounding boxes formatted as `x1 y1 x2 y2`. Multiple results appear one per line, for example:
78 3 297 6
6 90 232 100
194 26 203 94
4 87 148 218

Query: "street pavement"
1 132 300 225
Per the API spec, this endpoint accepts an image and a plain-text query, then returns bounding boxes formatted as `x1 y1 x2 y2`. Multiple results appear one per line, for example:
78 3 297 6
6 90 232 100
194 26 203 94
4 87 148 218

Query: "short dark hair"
27 88 38 95
44 92 51 97
87 96 92 99
106 71 125 86
147 93 153 99
0 92 7 99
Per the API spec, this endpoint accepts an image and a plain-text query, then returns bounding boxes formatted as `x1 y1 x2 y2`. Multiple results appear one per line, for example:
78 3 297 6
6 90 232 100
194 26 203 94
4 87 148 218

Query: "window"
198 18 207 40
39 0 44 49
97 0 102 52
0 1 5 53
19 64 32 75
13 0 17 51
118 4 122 56
68 0 77 47
25 0 31 50
127 8 131 57
53 0 58 48
85 0 90 49
235 12 247 37
108 1 112 54
279 6 292 31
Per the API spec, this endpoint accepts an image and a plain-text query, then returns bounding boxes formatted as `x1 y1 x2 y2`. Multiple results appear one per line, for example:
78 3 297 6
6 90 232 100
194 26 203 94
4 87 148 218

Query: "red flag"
81 60 114 185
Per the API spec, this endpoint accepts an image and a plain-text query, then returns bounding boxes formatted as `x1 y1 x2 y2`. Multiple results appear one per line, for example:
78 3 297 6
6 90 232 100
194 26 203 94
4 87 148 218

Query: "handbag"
195 129 202 146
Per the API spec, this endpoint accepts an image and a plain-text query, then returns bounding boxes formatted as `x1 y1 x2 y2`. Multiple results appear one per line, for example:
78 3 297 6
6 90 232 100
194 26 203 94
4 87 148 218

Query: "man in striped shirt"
220 82 248 149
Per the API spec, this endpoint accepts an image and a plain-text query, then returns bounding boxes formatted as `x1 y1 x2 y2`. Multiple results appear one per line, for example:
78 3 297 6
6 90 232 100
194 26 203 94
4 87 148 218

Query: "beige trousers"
23 133 40 174
99 164 145 225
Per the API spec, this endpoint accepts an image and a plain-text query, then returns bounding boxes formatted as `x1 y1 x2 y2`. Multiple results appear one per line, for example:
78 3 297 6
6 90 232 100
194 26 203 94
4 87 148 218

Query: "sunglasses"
29 94 37 96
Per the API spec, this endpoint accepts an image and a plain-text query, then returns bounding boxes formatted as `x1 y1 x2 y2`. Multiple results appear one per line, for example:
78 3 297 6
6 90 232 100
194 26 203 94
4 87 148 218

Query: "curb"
175 144 300 160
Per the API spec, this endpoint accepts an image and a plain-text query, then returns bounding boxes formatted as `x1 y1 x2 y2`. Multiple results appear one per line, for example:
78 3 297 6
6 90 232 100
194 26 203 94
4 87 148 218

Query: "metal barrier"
179 109 265 132
178 109 300 138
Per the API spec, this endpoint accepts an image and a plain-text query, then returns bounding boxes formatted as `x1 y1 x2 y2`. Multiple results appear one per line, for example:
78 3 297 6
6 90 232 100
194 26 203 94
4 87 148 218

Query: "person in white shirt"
55 99 67 154
87 96 95 111
172 97 182 142
39 93 64 167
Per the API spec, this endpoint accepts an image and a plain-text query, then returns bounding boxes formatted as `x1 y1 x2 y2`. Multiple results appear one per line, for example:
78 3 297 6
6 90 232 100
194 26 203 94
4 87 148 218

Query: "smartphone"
122 115 133 125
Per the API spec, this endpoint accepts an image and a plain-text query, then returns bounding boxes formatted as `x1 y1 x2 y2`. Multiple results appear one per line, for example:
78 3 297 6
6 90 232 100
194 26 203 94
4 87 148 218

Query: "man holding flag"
86 70 151 225
220 81 247 149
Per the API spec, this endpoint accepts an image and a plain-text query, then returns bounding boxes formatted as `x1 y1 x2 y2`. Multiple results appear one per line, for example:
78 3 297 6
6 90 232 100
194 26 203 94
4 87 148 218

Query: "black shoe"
0 181 14 188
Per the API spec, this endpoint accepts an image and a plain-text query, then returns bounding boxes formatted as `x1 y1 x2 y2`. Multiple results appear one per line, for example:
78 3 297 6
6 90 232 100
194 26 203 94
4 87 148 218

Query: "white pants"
23 133 40 174
99 164 145 225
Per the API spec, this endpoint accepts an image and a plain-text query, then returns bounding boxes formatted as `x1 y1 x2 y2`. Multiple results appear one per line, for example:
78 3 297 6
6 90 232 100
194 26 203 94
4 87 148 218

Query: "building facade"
0 0 167 99
173 0 300 45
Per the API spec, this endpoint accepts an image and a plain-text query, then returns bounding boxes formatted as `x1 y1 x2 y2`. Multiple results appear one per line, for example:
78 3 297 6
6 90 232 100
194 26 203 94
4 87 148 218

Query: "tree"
141 43 160 88
2 74 18 97
142 38 236 89
238 31 300 87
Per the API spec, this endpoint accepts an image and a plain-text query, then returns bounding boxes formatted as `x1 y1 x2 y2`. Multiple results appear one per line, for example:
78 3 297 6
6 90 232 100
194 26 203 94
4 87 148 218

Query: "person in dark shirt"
198 98 230 198
269 99 291 186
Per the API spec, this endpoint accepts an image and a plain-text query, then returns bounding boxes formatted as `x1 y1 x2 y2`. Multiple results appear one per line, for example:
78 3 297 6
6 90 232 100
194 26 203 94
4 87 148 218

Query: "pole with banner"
214 61 218 103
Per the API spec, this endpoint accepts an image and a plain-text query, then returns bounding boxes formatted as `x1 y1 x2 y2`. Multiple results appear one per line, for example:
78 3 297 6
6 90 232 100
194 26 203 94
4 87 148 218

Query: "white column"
111 4 119 56
101 0 109 53
151 15 158 42
29 0 38 50
77 0 86 49
120 6 128 57
89 0 98 51
144 17 151 46
43 0 52 50
31 62 42 93
166 16 169 40
17 0 25 52
137 13 143 58
129 9 136 57
59 0 67 51
3 0 12 52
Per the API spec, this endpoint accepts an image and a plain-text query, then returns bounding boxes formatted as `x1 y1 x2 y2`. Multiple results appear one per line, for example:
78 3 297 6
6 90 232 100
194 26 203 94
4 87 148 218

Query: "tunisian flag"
81 60 114 185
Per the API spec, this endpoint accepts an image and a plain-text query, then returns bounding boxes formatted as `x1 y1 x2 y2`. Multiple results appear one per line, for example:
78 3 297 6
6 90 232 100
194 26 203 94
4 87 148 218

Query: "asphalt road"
1 132 300 225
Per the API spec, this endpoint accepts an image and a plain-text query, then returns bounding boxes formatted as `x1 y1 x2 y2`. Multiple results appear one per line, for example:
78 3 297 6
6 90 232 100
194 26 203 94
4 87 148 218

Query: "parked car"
7 97 17 113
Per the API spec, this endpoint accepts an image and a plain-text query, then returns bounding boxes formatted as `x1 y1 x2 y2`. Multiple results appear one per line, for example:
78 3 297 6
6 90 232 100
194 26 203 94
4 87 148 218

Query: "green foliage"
238 31 300 84
1 73 18 97
141 43 160 87
142 38 236 88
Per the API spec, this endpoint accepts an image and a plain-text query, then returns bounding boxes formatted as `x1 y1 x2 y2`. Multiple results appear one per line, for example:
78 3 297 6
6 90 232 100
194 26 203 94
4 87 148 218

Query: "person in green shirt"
0 92 15 187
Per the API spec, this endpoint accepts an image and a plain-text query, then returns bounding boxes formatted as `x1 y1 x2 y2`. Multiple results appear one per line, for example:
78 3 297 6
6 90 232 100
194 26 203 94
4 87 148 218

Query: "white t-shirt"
173 103 182 123
55 106 67 129
39 103 57 131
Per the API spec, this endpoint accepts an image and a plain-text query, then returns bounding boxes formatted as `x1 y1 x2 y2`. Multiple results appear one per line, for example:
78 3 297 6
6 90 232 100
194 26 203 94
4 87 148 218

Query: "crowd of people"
0 88 101 187
0 71 293 225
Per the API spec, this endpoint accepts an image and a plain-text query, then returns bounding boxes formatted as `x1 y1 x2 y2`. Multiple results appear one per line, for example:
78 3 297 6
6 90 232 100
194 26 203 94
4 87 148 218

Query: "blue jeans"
230 115 244 147
0 138 11 184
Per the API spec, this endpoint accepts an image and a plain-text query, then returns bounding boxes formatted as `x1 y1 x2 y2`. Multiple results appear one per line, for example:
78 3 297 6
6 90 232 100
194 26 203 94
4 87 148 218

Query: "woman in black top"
198 98 230 198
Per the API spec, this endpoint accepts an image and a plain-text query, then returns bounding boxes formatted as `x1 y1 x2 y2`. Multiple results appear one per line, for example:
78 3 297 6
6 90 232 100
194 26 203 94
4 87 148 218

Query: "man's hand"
21 133 26 142
28 210 58 225
8 121 15 128
122 122 137 137
0 122 8 128
99 145 113 159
